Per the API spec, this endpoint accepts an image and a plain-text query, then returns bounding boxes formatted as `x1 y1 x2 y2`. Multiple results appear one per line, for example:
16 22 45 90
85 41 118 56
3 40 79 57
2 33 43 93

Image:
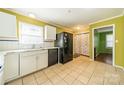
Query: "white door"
37 50 48 70
4 53 19 81
74 35 81 54
81 33 89 56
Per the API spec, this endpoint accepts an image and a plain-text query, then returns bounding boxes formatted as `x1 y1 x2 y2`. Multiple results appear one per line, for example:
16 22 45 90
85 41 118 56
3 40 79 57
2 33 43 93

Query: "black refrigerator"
55 32 73 64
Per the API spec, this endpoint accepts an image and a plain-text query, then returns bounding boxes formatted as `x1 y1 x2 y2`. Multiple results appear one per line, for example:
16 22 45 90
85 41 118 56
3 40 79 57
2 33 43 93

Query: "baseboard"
89 58 124 71
89 58 94 61
80 54 89 57
114 65 124 71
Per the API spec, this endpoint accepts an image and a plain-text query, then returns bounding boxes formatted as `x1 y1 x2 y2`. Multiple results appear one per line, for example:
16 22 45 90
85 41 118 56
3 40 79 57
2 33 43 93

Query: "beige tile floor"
6 56 124 85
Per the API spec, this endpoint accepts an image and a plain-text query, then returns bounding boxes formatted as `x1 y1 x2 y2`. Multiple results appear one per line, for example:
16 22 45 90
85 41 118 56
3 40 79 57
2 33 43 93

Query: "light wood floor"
6 56 124 85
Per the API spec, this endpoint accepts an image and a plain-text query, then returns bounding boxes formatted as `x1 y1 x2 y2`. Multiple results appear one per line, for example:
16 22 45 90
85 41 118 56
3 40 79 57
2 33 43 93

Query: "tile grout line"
80 62 92 82
103 64 108 85
43 70 54 85
115 67 121 85
51 63 76 85
44 64 71 85
45 66 67 85
33 73 38 85
72 62 91 84
22 78 24 85
86 62 98 84
67 61 90 85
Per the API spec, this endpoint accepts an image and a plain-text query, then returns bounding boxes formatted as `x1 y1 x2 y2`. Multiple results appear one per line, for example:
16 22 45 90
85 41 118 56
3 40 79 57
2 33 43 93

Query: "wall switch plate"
115 40 118 43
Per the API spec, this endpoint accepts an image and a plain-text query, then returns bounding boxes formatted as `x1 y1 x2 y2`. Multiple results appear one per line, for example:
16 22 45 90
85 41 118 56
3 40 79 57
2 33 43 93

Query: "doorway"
92 25 115 65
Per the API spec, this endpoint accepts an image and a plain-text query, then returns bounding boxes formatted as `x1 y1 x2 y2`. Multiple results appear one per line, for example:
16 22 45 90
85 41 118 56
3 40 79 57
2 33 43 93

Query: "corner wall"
89 16 124 67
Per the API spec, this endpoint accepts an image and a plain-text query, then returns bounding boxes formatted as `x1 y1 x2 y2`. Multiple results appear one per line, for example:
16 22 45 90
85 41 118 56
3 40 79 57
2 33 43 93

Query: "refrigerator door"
55 32 73 64
63 32 73 63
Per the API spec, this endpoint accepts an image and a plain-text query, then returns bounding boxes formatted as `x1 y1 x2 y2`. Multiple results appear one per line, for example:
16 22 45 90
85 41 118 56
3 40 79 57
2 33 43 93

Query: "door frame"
92 24 115 66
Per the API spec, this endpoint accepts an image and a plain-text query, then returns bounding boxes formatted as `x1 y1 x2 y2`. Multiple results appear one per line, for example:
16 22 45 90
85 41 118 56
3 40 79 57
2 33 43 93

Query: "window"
19 22 43 44
106 34 113 48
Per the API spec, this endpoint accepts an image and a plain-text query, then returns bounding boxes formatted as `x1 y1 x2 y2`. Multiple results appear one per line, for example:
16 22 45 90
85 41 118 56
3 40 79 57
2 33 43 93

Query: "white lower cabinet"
20 50 48 76
37 50 48 70
20 51 37 76
4 49 48 82
4 53 19 82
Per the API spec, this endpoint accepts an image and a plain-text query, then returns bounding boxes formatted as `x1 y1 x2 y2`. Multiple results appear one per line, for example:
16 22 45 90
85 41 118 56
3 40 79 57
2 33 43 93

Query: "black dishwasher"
48 49 58 67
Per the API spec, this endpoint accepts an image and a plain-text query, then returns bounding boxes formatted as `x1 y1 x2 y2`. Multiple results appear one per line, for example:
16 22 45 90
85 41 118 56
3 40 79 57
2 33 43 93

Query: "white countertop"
42 47 59 49
0 47 59 56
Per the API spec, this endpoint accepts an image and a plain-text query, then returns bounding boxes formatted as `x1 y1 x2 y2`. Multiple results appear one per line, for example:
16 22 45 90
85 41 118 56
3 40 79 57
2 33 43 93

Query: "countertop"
0 47 59 56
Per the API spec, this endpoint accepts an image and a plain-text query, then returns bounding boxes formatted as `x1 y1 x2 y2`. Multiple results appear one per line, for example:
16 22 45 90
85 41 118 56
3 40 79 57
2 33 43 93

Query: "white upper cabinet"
0 12 17 40
44 25 56 41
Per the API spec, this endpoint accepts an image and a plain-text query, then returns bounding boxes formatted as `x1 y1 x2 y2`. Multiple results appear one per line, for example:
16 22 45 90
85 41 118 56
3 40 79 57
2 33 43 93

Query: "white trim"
89 14 123 25
114 65 124 71
92 24 115 66
113 24 115 66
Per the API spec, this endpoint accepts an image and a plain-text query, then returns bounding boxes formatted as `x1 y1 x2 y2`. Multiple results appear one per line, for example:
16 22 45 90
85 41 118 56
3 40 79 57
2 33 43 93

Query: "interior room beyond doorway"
94 26 114 65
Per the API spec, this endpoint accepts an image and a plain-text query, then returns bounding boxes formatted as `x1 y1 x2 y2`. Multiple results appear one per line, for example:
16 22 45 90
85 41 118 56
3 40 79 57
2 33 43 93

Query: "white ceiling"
10 8 124 31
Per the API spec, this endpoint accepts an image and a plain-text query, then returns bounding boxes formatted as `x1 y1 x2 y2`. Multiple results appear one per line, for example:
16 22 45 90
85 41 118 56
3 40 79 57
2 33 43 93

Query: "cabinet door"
44 25 56 41
37 50 48 70
4 53 19 81
0 12 17 40
20 52 37 76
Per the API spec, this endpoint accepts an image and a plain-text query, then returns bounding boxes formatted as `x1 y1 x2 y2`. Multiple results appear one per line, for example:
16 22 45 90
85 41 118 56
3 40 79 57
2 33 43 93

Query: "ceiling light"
76 27 80 30
28 13 36 18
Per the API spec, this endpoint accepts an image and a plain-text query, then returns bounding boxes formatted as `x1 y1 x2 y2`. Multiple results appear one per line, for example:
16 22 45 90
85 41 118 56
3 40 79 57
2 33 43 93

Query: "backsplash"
0 41 19 51
0 40 54 51
43 42 54 47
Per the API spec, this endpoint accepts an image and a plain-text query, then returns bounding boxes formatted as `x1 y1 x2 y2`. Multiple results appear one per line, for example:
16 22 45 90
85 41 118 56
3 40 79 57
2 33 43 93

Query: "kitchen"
0 8 124 85
0 8 73 85
1 0 124 93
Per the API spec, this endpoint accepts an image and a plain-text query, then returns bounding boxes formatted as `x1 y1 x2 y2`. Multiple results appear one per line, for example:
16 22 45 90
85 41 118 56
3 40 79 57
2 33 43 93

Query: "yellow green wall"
0 8 73 38
90 16 124 67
